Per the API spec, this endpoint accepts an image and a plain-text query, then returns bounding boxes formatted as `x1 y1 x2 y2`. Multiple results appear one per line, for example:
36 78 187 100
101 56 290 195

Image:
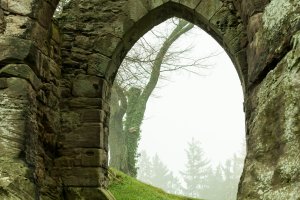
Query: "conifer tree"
137 150 152 181
137 152 183 194
180 138 210 198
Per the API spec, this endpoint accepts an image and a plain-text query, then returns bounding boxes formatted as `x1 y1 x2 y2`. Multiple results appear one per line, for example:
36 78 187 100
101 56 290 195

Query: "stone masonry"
0 0 300 199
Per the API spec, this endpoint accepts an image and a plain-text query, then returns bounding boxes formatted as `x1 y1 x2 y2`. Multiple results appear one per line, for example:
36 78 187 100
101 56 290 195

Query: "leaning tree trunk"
109 85 129 172
124 87 144 177
109 113 128 172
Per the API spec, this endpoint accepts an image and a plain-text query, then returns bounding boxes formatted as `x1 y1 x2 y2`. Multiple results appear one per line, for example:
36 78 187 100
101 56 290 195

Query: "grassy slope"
108 168 202 200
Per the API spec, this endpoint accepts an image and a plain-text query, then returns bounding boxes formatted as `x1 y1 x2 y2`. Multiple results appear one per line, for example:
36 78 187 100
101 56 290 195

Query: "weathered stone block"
61 111 81 133
0 77 35 100
55 148 107 167
80 109 102 123
0 36 35 65
127 0 148 22
72 75 106 98
196 0 223 21
92 34 121 57
87 53 111 77
58 167 106 187
1 0 34 15
61 124 104 148
67 97 109 111
74 35 91 50
3 15 30 37
0 64 41 90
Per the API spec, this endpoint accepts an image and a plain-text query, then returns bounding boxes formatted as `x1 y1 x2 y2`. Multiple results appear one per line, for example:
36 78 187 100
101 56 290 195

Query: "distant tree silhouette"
180 138 210 198
204 149 245 199
137 151 183 194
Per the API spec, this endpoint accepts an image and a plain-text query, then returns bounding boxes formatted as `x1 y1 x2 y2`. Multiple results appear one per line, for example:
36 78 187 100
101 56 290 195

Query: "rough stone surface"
64 187 116 200
0 0 299 199
239 29 300 200
0 64 42 90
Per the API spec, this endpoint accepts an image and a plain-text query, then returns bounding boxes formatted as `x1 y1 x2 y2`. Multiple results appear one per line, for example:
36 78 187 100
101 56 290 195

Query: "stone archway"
0 0 300 199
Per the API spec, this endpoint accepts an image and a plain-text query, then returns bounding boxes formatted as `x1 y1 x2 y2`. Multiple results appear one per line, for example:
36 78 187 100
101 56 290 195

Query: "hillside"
108 168 202 200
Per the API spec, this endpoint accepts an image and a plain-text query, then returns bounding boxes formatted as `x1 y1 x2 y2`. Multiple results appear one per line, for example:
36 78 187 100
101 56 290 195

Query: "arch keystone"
196 0 223 21
127 0 148 22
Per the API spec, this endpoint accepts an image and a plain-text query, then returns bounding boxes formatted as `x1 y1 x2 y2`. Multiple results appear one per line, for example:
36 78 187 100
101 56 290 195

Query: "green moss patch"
108 168 202 200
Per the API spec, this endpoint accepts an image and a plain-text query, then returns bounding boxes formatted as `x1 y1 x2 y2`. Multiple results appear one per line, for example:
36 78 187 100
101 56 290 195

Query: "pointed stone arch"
57 1 248 198
59 0 248 89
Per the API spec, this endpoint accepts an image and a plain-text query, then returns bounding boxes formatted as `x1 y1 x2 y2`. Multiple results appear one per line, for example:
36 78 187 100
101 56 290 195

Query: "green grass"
108 168 202 200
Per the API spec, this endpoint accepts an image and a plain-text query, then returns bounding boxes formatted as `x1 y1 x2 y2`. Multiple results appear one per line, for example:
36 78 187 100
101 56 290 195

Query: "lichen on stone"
262 0 299 31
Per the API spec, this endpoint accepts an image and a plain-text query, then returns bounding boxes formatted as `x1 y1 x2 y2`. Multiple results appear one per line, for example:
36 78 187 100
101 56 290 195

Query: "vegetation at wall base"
108 168 202 200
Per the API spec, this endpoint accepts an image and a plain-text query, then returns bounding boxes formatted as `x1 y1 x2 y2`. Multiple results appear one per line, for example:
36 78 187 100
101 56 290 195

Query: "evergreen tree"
223 154 245 200
213 164 226 200
150 154 172 190
137 150 152 182
137 152 183 194
180 138 210 198
165 172 183 195
204 154 245 200
223 159 235 199
201 166 223 200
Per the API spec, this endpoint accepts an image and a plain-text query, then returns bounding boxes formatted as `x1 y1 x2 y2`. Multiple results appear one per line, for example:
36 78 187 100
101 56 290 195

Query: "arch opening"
108 16 246 199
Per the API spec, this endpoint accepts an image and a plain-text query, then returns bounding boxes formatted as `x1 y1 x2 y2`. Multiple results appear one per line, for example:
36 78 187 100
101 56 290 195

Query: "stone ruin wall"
0 0 300 199
0 0 63 199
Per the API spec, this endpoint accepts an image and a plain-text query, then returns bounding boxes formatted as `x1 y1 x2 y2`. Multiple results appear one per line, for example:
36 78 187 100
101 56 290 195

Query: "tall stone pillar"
0 1 62 199
238 1 300 198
